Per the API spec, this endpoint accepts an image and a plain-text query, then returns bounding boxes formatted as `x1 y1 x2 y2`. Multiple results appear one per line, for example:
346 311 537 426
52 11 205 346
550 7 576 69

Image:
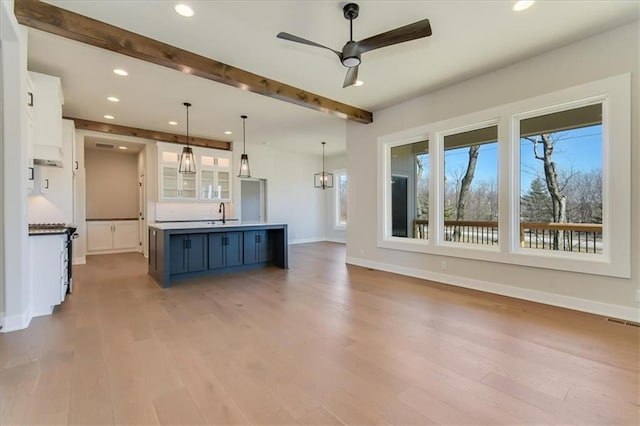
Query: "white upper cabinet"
29 71 64 163
156 142 231 202
199 150 231 201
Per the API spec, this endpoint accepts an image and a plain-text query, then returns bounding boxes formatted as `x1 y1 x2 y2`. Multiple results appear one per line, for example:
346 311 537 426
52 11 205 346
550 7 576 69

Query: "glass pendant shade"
179 102 196 174
314 141 333 189
237 115 251 178
238 153 251 178
179 146 196 174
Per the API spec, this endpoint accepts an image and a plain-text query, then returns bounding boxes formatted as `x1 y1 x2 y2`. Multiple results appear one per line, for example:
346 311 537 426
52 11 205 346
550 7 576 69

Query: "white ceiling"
26 1 639 156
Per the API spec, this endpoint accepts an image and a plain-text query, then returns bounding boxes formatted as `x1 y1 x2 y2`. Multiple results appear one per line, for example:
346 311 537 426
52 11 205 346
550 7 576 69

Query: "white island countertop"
149 221 287 230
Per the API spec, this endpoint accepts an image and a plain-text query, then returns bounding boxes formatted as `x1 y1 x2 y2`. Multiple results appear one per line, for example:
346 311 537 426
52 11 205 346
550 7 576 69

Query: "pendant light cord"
322 142 326 175
242 115 247 154
184 102 192 147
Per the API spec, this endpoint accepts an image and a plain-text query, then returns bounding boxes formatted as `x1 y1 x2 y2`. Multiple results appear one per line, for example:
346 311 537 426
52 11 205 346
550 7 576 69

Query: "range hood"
34 158 63 168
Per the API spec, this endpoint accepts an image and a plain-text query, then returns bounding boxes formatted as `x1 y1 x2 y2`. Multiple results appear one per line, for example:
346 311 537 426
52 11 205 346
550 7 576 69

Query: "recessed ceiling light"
118 146 128 150
104 115 115 120
107 96 120 102
113 69 128 76
174 3 194 17
513 1 535 11
224 131 232 135
168 121 178 126
354 80 364 87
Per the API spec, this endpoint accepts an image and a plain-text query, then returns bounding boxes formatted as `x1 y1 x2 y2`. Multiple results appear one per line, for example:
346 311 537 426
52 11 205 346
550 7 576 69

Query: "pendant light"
178 102 196 174
237 115 251 178
314 142 333 189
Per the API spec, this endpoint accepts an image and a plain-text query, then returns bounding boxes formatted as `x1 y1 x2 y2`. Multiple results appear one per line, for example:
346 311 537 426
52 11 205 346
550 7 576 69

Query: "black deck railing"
412 220 603 254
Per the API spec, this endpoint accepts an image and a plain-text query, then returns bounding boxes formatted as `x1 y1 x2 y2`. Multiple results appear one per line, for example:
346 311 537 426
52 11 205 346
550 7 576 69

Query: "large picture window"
443 125 498 246
519 104 603 254
378 74 630 278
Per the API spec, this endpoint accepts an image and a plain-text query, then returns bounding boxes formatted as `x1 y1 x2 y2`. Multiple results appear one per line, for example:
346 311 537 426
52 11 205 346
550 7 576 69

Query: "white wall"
1 0 30 332
346 22 640 320
324 152 347 243
232 142 325 244
85 149 138 219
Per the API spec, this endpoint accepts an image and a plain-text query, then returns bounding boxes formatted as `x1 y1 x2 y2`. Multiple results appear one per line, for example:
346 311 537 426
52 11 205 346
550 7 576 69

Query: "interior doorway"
241 179 266 222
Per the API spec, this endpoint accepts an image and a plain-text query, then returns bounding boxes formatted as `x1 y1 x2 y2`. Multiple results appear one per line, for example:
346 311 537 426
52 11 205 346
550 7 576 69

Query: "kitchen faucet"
218 202 226 224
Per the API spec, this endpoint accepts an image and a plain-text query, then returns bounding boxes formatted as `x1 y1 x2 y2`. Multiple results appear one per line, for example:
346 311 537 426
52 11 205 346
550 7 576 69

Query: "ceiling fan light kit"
277 2 432 88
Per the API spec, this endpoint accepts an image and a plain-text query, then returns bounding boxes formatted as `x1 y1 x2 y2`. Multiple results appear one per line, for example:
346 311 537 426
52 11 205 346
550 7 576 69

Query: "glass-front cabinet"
199 152 231 201
157 142 231 202
159 147 197 200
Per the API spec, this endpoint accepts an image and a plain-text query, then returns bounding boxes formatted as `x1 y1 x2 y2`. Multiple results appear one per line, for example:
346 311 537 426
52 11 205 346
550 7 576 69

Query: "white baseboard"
73 256 86 265
289 237 326 245
86 248 140 256
346 256 640 322
325 238 346 244
1 308 32 333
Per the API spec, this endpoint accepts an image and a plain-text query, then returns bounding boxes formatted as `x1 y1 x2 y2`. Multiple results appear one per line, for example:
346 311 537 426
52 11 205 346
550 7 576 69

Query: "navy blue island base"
148 222 288 288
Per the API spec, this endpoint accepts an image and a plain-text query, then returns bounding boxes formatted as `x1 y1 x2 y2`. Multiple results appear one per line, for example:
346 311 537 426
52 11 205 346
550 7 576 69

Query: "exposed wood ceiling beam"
15 0 373 124
67 117 231 151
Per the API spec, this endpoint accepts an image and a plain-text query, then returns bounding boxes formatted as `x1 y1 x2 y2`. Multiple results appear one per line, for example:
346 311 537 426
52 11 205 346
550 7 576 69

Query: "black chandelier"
314 142 333 189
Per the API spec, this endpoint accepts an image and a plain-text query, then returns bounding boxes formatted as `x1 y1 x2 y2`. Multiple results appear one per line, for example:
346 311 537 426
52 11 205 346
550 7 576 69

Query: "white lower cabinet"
30 234 67 317
87 220 139 253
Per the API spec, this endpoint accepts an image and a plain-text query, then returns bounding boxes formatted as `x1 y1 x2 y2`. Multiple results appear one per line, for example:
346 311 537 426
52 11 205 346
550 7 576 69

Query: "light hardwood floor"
1 242 638 425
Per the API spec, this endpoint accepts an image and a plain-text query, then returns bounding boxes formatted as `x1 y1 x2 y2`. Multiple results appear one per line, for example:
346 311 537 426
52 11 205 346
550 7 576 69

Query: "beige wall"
85 149 139 219
346 22 639 319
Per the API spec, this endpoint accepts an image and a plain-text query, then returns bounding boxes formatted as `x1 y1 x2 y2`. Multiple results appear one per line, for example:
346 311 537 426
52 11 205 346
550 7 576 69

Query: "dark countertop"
29 229 69 236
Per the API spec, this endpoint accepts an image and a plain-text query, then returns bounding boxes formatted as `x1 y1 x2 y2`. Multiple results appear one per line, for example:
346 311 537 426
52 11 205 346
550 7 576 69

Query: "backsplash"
155 202 234 222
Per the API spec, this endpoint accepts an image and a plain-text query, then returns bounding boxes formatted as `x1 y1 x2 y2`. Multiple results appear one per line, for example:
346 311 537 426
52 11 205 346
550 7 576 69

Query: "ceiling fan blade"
355 19 432 55
343 66 359 88
276 32 342 59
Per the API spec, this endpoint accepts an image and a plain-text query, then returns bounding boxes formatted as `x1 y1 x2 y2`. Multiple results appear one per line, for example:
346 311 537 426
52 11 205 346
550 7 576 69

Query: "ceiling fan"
276 2 432 88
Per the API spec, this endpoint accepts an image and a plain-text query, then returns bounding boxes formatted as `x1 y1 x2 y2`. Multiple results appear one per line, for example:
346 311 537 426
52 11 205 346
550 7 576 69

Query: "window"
518 104 602 254
442 125 498 246
390 141 429 239
378 74 630 278
335 169 347 229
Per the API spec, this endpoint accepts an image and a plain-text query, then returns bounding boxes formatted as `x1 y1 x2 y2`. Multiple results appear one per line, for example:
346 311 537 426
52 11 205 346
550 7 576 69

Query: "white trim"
0 308 32 333
346 256 640 322
73 256 86 265
325 237 346 244
86 248 139 256
377 73 631 278
289 237 325 245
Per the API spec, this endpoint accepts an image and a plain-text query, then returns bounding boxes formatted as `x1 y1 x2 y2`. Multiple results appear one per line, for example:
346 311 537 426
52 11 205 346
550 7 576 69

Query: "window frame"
334 168 347 230
377 73 630 278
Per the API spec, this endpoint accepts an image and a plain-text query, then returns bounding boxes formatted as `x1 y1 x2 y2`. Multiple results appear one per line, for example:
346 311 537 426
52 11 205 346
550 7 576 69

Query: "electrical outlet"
440 261 447 271
359 249 365 256
635 289 640 304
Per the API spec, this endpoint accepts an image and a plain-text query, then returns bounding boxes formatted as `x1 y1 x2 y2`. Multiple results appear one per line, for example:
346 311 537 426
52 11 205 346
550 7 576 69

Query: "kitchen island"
148 222 288 288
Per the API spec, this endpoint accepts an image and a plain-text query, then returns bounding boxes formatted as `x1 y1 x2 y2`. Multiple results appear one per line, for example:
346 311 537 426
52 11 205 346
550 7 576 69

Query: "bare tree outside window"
520 104 603 253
